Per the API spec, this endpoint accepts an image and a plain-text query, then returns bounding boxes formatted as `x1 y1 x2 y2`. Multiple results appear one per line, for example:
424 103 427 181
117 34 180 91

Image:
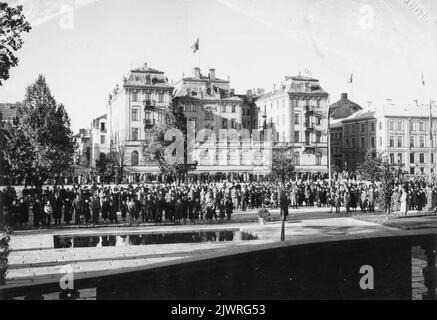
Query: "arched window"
131 151 139 166
294 152 300 166
316 152 322 166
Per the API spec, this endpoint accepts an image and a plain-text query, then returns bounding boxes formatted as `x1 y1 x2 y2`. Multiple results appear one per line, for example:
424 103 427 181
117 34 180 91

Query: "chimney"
209 68 216 80
193 67 201 79
341 93 348 100
413 99 419 106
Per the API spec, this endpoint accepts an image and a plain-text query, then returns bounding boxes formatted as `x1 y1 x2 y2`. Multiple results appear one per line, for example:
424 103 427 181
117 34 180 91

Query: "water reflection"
53 230 258 248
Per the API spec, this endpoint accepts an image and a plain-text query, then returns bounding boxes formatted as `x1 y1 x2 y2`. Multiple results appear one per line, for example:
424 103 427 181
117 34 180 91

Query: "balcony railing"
144 119 155 127
143 100 156 108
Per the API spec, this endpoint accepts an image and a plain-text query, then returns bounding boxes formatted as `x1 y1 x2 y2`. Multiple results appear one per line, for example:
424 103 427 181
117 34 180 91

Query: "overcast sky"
1 0 436 132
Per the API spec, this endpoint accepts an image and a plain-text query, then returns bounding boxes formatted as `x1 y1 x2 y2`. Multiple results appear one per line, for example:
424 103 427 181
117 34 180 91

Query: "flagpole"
430 97 433 183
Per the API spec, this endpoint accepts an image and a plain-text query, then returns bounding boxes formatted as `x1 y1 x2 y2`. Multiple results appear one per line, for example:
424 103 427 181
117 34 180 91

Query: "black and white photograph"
0 0 437 306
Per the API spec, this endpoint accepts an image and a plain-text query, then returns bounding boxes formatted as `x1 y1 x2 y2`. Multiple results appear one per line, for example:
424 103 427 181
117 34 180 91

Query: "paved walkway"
2 207 436 299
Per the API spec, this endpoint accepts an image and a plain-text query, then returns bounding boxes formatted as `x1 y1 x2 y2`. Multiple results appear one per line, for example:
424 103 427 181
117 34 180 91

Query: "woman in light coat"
400 188 408 215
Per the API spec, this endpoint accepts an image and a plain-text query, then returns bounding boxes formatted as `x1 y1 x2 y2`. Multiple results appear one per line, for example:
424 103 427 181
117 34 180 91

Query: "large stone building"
106 63 173 173
255 75 330 172
172 67 268 177
330 99 437 176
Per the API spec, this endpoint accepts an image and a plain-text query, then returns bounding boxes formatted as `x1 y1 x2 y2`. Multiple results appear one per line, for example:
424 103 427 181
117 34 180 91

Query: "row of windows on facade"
344 136 376 149
199 150 323 166
131 109 165 123
345 120 434 134
388 152 436 165
294 113 322 126
131 92 165 103
344 122 376 134
389 135 433 148
263 99 322 113
388 119 433 132
179 104 239 114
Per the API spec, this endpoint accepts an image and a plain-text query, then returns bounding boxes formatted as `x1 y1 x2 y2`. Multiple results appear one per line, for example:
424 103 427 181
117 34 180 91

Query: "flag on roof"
191 38 199 53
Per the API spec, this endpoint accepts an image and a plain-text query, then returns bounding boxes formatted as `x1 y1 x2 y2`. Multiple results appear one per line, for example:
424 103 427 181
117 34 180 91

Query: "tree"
109 136 127 183
0 2 32 86
270 148 295 182
357 149 395 212
142 104 197 182
1 75 76 186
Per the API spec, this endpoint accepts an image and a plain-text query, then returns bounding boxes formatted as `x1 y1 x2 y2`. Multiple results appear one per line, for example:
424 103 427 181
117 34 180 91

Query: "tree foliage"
1 75 76 186
270 148 295 182
0 2 32 85
142 104 197 182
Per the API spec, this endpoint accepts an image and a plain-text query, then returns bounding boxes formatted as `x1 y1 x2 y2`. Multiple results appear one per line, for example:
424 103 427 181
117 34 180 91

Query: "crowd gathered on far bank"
0 176 433 229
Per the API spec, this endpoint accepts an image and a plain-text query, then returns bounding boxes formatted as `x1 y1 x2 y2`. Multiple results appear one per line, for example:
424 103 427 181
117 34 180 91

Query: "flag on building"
191 38 199 53
348 73 353 84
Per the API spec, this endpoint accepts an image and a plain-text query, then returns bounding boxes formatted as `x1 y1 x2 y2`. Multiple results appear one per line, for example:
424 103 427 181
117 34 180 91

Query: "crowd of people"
0 177 433 229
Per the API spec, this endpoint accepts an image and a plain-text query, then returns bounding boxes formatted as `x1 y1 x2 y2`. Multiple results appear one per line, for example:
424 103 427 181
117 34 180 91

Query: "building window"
295 131 300 143
410 153 415 164
410 167 415 174
398 153 403 164
397 136 403 147
361 123 365 133
221 105 226 113
100 135 105 145
352 138 355 148
132 92 138 102
345 138 349 148
145 92 151 102
132 128 139 141
371 122 375 132
315 115 321 125
294 113 300 125
191 104 197 112
100 122 106 131
390 153 394 164
361 137 365 148
379 122 382 130
205 112 213 121
231 119 236 129
132 109 139 121
158 93 164 103
231 105 236 113
316 132 321 143
397 120 403 131
410 137 415 147
379 136 382 147
222 119 228 129
145 110 152 125
131 151 139 166
420 153 425 163
316 152 322 166
420 121 425 131
420 136 425 148
389 136 394 147
371 136 375 148
294 152 300 166
389 121 394 131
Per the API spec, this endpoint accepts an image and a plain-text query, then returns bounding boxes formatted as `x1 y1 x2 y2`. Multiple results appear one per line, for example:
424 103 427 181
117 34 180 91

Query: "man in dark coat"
32 198 43 227
53 194 63 225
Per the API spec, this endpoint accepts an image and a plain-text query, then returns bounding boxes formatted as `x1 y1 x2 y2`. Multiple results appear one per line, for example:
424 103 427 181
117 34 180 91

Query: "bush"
0 226 12 285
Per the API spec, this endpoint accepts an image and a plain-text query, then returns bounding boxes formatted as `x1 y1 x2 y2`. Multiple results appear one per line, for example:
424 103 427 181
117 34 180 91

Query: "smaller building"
90 114 109 168
0 102 19 124
341 110 377 172
73 129 92 167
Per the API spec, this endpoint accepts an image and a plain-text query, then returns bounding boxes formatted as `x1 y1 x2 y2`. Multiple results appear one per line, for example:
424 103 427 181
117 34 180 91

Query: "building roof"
131 63 164 74
329 93 362 120
341 109 376 123
0 102 19 121
375 103 437 119
257 75 328 102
